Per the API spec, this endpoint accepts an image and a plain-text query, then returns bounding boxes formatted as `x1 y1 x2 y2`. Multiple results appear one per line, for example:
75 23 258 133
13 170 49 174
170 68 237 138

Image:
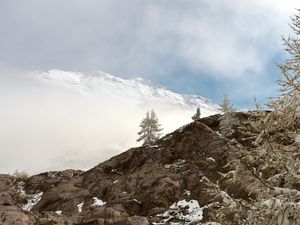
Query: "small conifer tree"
219 95 236 137
137 110 163 146
220 95 232 113
253 96 261 111
192 107 201 121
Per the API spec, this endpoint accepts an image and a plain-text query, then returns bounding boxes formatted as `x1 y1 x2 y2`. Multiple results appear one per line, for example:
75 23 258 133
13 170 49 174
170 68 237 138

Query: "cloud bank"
0 70 218 174
0 0 299 78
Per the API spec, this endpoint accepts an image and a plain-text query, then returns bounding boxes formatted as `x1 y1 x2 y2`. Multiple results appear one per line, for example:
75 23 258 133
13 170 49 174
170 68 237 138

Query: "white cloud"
0 0 299 79
0 69 218 174
155 0 300 79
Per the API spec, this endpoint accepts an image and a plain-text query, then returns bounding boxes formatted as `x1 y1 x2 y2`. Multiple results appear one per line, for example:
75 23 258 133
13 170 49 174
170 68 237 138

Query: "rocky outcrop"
0 206 35 225
25 169 83 194
0 175 35 225
0 113 258 224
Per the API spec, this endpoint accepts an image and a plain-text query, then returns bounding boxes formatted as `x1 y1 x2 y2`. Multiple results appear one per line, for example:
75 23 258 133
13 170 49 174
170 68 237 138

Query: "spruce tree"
253 96 261 111
219 95 236 137
220 95 232 113
137 110 163 146
192 107 201 121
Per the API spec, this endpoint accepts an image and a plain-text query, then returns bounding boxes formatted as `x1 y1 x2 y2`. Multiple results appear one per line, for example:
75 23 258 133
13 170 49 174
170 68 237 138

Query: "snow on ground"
206 157 215 163
55 210 62 215
32 70 220 115
77 202 84 213
91 197 106 206
21 192 43 211
183 190 191 196
154 199 204 224
133 198 142 204
17 181 43 212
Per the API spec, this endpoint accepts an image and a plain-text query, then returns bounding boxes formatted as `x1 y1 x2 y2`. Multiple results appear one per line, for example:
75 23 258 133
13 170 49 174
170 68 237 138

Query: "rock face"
0 175 35 225
0 113 251 224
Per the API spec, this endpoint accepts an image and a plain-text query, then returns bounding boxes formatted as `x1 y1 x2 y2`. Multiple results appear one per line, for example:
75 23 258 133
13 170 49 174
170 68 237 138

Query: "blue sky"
1 0 300 108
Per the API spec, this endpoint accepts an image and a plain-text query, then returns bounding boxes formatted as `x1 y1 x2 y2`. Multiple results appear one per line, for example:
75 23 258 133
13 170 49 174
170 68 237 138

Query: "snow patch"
150 145 159 148
206 157 215 162
22 192 43 211
133 198 142 204
55 210 62 215
91 197 106 206
183 190 191 196
32 70 221 115
17 181 43 212
155 199 203 224
77 202 84 213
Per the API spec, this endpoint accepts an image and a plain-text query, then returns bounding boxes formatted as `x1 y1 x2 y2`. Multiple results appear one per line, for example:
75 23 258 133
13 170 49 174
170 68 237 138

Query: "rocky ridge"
0 113 263 225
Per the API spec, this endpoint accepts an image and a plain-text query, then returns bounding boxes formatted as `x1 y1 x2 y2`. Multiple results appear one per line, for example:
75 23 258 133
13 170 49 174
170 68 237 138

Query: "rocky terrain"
0 112 270 225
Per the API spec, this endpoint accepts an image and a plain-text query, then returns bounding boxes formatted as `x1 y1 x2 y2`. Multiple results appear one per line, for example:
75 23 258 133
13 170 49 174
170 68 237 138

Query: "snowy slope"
30 69 220 115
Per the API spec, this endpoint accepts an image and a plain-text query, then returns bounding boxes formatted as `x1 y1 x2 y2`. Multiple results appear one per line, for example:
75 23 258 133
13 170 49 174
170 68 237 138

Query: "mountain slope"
2 112 270 225
0 114 231 225
31 69 220 115
1 110 299 224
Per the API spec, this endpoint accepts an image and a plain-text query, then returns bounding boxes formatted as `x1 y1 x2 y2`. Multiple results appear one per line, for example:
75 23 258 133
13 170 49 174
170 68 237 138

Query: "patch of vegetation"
13 170 29 182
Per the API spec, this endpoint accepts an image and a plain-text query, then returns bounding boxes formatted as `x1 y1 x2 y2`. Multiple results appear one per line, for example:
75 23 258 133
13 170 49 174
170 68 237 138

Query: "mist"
0 70 203 174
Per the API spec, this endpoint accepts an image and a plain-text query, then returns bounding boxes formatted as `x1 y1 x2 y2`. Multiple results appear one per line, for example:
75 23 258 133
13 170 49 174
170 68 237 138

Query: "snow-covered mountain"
30 69 220 115
0 70 220 174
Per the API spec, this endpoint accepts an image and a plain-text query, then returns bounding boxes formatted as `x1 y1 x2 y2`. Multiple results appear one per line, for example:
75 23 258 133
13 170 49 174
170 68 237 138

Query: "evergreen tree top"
137 110 163 146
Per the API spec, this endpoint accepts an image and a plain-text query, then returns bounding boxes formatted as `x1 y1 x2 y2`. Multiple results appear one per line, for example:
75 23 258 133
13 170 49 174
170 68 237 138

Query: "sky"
1 0 300 108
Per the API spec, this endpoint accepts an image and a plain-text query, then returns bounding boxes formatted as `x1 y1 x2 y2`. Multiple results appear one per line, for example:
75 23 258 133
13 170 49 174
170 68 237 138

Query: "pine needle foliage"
219 95 238 137
203 11 300 225
137 110 163 146
192 107 201 121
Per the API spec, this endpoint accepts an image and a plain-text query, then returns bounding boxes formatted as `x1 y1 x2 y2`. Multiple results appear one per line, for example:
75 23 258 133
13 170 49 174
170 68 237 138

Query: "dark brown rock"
25 169 83 194
0 205 34 225
1 113 256 224
127 216 149 225
39 119 228 221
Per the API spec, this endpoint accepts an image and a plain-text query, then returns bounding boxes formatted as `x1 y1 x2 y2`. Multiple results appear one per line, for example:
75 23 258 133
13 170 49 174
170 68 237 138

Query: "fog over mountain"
0 70 220 174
